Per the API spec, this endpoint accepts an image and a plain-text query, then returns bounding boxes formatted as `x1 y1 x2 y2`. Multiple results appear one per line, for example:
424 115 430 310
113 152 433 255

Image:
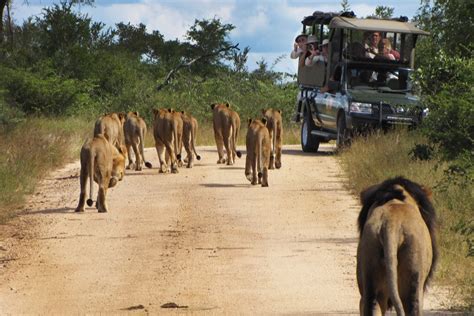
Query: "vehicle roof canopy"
329 17 429 35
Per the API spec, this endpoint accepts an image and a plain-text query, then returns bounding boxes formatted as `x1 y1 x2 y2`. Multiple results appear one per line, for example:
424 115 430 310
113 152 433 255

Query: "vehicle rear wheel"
301 113 320 152
336 114 350 149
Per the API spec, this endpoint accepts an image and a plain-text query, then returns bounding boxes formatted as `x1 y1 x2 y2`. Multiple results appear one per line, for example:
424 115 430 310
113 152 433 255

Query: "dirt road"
0 145 450 314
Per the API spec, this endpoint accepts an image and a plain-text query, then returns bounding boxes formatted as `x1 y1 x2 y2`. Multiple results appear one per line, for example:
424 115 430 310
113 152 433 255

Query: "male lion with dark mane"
357 176 438 316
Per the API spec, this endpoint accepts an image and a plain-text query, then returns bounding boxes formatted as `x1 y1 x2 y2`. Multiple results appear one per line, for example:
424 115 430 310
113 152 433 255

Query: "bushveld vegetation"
0 0 472 308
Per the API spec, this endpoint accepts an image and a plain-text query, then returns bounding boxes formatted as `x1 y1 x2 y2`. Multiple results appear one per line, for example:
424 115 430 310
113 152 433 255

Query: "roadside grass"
339 129 474 309
0 117 91 223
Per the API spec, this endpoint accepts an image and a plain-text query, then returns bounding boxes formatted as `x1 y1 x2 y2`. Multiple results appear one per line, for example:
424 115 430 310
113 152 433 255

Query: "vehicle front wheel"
336 114 351 149
301 114 320 152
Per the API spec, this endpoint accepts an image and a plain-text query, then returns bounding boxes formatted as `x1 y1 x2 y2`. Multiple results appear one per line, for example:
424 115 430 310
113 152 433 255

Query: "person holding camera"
290 33 308 59
306 38 329 66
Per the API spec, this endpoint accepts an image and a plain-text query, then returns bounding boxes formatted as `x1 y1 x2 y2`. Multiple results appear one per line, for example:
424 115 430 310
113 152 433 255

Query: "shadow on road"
22 207 76 215
282 148 335 157
200 183 249 188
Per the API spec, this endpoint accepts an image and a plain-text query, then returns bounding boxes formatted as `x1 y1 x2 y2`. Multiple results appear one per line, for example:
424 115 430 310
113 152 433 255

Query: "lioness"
123 111 152 171
170 109 184 167
262 108 283 169
357 177 438 315
181 111 201 168
245 118 271 187
211 102 242 165
152 108 180 173
94 112 126 150
75 134 126 213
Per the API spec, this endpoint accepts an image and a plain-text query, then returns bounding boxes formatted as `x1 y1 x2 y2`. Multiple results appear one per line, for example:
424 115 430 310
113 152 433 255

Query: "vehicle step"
311 130 337 140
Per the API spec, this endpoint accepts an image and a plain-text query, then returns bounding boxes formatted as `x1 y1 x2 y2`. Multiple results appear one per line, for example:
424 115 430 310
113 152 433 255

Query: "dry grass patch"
0 117 91 223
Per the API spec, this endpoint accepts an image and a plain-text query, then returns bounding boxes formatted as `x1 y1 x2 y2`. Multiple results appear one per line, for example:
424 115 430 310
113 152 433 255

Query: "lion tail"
173 122 181 161
191 119 201 161
140 124 152 169
86 145 95 207
257 134 263 179
232 118 242 158
383 223 405 315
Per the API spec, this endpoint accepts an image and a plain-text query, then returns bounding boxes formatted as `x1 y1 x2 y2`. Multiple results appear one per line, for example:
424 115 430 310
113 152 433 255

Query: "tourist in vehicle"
290 33 308 59
305 39 329 66
381 38 400 60
365 31 381 58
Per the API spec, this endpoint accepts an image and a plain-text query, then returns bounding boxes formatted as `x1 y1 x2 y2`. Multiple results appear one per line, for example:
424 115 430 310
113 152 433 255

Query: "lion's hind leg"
75 161 88 212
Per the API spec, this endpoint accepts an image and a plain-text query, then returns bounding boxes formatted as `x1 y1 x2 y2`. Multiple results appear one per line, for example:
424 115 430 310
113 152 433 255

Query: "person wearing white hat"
290 33 308 59
305 38 329 66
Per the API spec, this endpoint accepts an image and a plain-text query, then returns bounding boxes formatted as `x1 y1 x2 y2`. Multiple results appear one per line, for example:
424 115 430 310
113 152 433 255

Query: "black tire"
301 113 320 152
336 114 351 149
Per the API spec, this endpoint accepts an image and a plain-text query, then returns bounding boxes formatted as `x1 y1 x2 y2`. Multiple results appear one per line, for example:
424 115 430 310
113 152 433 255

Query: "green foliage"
0 65 98 116
414 0 474 58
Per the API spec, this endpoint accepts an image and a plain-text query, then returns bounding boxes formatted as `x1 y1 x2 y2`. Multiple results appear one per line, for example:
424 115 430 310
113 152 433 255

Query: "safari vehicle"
294 11 429 152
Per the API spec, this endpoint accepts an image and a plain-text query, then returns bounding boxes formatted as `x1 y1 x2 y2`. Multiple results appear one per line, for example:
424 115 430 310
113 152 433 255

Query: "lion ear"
210 103 216 110
181 111 185 114
261 117 267 125
278 109 282 114
134 111 139 117
168 108 173 113
421 186 433 199
248 118 252 126
225 102 230 108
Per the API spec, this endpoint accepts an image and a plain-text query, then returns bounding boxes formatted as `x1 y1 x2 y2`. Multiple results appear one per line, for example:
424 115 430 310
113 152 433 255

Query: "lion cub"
245 118 271 187
75 135 126 213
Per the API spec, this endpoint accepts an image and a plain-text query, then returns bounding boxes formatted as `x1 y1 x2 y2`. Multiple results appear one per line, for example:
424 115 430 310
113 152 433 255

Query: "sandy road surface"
0 145 450 314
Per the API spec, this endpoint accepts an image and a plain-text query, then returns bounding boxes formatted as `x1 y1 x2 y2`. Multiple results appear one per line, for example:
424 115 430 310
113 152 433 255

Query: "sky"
9 0 422 74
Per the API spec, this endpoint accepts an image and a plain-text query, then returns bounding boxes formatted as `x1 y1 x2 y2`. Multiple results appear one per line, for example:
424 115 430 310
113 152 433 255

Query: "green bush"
1 65 99 116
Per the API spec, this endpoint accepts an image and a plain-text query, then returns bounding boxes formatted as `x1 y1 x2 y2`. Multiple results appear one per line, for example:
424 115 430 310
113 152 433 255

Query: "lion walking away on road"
262 108 283 169
94 112 126 150
124 111 152 171
357 176 438 315
75 135 126 213
211 102 242 165
181 111 201 168
152 108 181 173
245 118 271 187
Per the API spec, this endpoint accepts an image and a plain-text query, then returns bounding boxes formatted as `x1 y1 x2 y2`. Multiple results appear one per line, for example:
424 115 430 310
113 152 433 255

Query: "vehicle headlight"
350 102 372 114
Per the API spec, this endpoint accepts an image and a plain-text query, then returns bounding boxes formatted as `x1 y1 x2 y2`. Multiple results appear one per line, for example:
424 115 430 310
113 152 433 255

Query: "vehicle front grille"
372 103 393 114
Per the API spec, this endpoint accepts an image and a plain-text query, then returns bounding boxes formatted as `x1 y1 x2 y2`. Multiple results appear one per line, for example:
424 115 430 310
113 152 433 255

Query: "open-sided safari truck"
294 11 429 152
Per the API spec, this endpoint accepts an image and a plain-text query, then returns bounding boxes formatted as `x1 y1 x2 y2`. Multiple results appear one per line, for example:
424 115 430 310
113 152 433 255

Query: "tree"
232 46 250 73
367 5 394 19
414 0 473 58
185 18 236 75
340 0 351 12
0 0 9 43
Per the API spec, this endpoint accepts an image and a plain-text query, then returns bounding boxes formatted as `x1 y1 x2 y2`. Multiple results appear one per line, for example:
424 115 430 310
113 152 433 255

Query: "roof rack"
301 11 356 26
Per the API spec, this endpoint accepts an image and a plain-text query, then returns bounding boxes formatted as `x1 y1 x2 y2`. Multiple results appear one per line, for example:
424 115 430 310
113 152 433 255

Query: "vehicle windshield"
347 63 413 92
343 30 415 65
